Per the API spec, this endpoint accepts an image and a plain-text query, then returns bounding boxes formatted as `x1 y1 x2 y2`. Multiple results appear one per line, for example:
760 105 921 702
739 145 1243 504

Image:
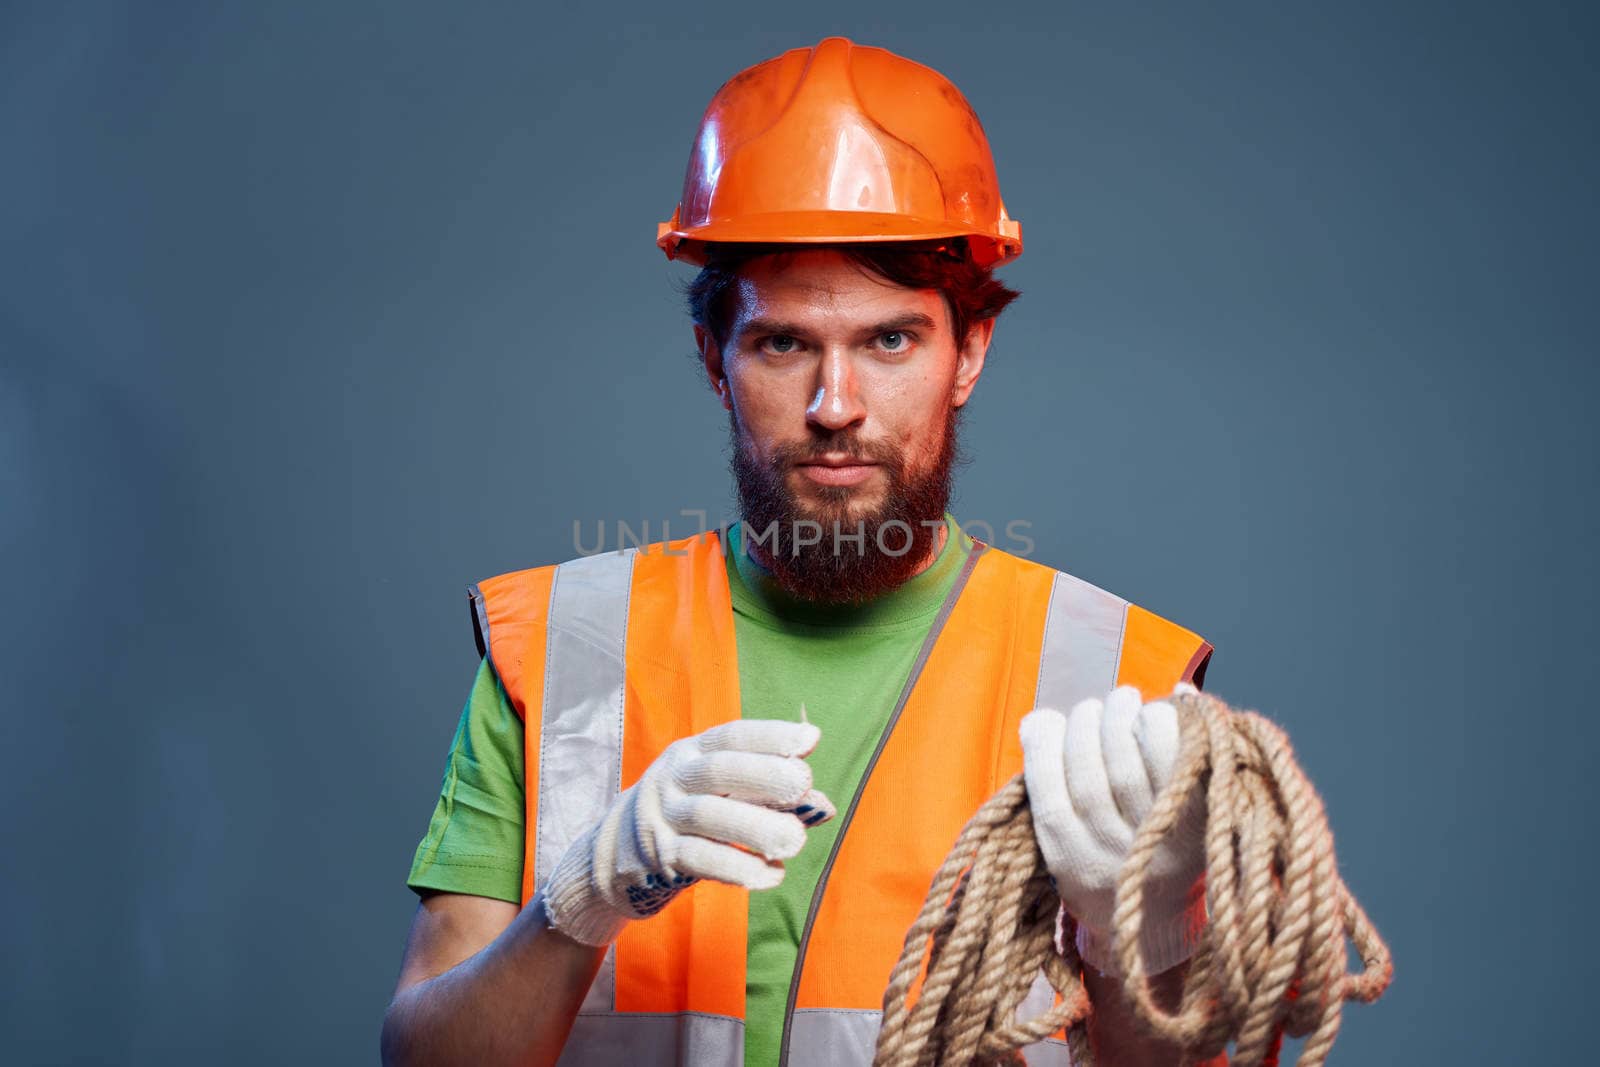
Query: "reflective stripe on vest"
469 530 1212 1066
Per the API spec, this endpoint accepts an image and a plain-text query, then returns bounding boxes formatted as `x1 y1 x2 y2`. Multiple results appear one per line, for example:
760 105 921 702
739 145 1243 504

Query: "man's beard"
729 406 963 605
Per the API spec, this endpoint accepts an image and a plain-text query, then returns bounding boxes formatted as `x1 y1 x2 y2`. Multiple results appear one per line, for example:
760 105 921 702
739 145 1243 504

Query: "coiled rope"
874 690 1393 1066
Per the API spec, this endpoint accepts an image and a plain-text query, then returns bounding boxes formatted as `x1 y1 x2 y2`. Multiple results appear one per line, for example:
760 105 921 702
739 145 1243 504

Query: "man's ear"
952 317 995 408
695 324 732 410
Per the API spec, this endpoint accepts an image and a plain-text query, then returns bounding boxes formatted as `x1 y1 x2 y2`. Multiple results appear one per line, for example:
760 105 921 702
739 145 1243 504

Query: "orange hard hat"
657 37 1022 268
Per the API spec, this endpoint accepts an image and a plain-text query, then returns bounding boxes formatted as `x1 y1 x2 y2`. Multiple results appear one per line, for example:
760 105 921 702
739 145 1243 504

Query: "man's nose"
805 348 867 432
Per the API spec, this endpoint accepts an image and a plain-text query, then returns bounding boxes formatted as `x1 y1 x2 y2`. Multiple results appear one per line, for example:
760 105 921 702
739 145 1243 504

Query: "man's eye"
878 331 910 351
765 335 799 354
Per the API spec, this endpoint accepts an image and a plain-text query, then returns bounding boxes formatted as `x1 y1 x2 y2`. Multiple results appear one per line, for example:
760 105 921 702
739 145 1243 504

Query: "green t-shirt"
407 515 975 1065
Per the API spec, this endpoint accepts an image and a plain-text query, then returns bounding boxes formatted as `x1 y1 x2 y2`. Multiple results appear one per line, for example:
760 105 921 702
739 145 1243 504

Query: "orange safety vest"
469 528 1211 1066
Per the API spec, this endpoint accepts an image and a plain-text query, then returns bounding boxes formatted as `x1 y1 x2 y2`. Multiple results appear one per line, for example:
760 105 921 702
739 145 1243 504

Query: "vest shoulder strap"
468 532 733 722
965 542 1212 701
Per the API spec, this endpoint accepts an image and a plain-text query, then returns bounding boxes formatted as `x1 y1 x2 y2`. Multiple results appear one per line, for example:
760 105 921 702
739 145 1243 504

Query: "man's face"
696 249 992 603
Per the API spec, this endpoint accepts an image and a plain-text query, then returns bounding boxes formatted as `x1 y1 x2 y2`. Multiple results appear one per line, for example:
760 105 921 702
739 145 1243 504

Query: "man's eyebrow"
736 311 941 340
863 312 939 335
737 318 811 339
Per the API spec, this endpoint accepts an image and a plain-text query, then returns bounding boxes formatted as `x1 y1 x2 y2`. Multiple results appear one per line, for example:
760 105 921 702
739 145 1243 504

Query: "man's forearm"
381 896 607 1067
1082 960 1228 1067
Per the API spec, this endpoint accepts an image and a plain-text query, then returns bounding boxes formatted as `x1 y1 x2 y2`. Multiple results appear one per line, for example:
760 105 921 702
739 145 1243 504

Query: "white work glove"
1020 684 1207 976
541 718 836 947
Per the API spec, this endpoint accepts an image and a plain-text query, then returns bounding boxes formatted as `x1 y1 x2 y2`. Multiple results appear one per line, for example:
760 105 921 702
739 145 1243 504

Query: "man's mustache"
769 434 903 469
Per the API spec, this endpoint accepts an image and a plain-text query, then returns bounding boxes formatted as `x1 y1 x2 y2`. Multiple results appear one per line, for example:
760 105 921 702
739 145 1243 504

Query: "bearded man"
382 37 1216 1067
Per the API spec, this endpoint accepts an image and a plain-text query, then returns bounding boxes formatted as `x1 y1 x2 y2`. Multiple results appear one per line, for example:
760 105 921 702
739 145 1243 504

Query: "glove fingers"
785 787 836 828
667 833 786 891
1020 707 1071 813
1102 685 1155 826
678 750 812 807
1064 697 1131 847
1134 698 1183 792
698 719 821 757
665 792 807 861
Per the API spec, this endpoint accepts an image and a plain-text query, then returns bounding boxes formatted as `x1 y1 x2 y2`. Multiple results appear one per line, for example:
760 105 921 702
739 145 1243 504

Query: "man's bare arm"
1082 961 1228 1067
380 891 606 1067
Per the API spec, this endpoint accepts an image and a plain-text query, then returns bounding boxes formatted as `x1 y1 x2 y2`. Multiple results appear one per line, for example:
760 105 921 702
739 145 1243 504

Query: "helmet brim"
658 210 1021 268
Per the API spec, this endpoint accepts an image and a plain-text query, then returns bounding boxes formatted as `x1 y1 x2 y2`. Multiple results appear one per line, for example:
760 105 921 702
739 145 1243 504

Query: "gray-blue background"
3 1 1594 1063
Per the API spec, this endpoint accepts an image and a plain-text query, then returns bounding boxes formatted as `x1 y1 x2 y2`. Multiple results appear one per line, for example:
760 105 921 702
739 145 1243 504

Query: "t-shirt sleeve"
406 657 526 904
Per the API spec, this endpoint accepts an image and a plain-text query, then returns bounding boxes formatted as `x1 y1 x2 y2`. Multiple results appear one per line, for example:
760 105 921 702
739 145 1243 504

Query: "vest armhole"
468 583 490 661
1184 641 1214 689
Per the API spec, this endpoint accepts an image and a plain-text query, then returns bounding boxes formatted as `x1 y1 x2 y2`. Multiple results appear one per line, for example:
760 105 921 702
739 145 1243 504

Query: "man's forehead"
730 250 945 324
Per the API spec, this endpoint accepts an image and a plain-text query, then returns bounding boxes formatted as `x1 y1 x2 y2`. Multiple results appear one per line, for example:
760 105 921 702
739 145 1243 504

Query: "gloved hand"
1020 684 1208 975
542 718 836 947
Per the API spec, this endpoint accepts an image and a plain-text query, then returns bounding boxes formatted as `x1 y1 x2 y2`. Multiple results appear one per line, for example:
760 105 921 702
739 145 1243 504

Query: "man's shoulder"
472 531 725 594
976 542 1210 681
469 534 727 645
975 541 1131 609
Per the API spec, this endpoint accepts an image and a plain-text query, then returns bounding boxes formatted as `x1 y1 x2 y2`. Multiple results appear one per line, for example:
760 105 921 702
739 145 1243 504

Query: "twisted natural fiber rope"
874 690 1392 1067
